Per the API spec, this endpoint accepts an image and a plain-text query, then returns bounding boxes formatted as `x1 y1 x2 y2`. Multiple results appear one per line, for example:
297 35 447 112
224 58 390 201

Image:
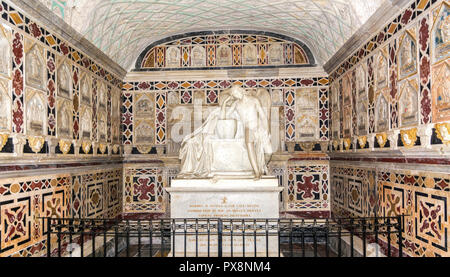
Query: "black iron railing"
44 215 405 257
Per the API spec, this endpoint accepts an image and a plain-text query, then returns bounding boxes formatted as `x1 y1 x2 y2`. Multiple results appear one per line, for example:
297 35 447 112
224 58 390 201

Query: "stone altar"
166 177 282 257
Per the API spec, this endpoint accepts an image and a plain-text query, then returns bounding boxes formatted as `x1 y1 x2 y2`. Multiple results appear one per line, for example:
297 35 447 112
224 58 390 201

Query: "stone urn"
216 119 237 139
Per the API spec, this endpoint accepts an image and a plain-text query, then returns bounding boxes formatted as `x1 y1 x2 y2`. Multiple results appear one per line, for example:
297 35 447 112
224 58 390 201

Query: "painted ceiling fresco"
38 0 386 70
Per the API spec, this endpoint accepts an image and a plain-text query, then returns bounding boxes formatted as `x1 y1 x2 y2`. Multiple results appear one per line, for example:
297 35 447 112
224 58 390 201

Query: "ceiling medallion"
400 128 418 148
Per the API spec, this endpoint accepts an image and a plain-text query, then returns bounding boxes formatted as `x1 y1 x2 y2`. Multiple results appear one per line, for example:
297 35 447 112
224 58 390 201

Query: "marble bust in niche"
178 85 272 180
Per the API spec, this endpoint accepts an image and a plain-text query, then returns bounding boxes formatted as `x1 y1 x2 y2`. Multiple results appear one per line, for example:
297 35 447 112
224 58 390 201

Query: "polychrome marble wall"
331 161 449 257
328 0 450 257
0 165 123 257
0 0 124 257
121 32 332 216
329 0 450 152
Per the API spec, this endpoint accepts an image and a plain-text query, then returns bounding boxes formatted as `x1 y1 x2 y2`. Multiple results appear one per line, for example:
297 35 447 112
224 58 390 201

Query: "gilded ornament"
99 143 107 154
137 145 152 154
82 141 92 154
343 138 351 150
58 139 71 154
435 123 450 145
357 136 367 149
376 133 388 148
28 136 45 153
0 133 8 151
400 128 418 148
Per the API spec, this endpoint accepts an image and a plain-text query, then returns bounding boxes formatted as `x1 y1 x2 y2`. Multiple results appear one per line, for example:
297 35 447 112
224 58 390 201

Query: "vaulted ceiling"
38 0 386 70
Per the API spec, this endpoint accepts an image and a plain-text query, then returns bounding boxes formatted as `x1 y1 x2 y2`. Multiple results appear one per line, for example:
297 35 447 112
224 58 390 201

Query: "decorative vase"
216 119 237 139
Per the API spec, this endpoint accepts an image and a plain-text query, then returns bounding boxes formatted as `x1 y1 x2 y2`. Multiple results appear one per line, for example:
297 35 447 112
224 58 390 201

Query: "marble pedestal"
210 139 253 177
165 177 283 257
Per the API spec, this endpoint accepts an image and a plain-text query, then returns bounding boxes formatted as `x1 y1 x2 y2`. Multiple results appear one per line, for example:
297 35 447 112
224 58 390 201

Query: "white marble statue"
178 84 272 179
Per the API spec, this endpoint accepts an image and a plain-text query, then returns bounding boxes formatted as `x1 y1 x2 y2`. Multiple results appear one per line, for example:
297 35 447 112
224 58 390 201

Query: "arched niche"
135 30 315 71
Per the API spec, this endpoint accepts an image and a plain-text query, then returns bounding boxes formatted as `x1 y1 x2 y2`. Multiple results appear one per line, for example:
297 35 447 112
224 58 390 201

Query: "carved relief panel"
356 101 368 135
134 120 155 144
57 99 72 138
356 65 367 96
375 92 389 132
296 88 319 141
432 3 449 64
25 89 46 136
80 74 91 105
242 44 257 65
25 41 45 90
97 112 107 142
376 50 389 89
135 92 155 118
217 45 232 66
268 43 283 65
98 82 107 110
111 90 121 143
191 46 206 67
432 61 450 122
80 106 92 140
271 88 284 106
398 30 417 80
0 24 11 77
0 79 11 132
431 3 450 122
342 74 352 107
57 60 72 99
330 83 340 139
166 46 180 68
399 78 419 127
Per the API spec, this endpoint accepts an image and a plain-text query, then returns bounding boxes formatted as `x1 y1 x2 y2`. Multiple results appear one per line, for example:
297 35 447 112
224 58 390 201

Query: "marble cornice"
8 0 127 79
124 66 328 83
